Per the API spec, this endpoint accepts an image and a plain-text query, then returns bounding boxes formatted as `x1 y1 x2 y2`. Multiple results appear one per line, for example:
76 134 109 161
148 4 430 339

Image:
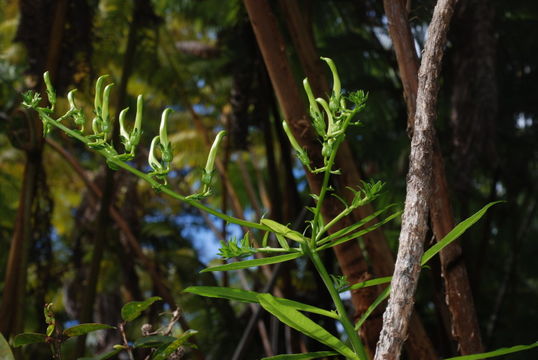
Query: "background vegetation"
0 0 537 359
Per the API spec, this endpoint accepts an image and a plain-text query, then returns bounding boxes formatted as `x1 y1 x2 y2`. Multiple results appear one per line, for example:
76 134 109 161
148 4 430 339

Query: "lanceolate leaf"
317 211 401 251
262 351 339 359
200 252 302 273
121 296 162 322
63 323 115 337
13 333 47 347
261 219 306 243
343 276 392 293
0 333 15 360
421 201 504 266
257 294 358 359
184 286 338 319
151 330 198 360
443 341 538 360
318 204 397 245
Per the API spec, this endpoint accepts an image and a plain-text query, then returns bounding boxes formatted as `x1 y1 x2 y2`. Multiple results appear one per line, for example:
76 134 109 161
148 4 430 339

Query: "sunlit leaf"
200 252 302 273
257 294 357 359
0 333 15 360
184 286 338 319
261 219 306 243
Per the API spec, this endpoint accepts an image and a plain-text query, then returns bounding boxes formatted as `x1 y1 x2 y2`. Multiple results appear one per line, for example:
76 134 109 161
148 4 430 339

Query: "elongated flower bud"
203 130 226 184
321 57 341 112
119 107 130 145
94 75 109 115
43 71 56 110
303 78 325 136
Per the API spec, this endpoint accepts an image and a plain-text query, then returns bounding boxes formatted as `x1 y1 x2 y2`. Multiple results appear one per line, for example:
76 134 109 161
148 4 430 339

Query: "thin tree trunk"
375 1 456 359
383 0 484 355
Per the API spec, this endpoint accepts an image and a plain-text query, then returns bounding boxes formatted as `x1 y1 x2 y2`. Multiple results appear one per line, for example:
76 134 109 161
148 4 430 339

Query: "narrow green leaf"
184 286 338 319
275 233 290 250
0 333 15 360
318 205 396 245
443 341 538 360
421 201 504 266
13 333 47 347
133 335 176 348
261 219 306 243
262 351 339 359
200 252 302 273
121 296 162 322
151 330 198 360
344 276 392 293
258 294 358 359
317 211 401 251
355 286 390 330
63 323 114 337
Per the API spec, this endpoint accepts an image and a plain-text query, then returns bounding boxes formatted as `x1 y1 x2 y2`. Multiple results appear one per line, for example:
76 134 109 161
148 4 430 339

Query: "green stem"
39 112 265 231
311 142 339 241
316 206 352 242
308 248 367 360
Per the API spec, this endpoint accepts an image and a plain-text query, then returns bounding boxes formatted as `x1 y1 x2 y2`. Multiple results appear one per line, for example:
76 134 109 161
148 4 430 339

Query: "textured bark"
383 0 485 355
375 1 456 359
278 1 437 358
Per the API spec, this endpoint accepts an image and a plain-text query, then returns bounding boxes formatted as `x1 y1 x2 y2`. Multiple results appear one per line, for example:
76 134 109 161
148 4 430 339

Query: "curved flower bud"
303 78 325 136
315 97 334 135
43 71 56 110
159 108 173 162
94 75 109 116
321 57 341 112
101 83 114 137
282 121 311 169
118 107 130 146
202 130 226 185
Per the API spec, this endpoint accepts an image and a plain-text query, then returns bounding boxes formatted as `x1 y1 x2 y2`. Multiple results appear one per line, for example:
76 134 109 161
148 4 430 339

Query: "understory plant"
3 298 194 359
13 58 538 360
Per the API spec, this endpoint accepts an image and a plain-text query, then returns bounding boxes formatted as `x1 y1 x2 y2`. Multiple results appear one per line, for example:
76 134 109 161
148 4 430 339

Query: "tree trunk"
383 0 485 355
375 1 456 359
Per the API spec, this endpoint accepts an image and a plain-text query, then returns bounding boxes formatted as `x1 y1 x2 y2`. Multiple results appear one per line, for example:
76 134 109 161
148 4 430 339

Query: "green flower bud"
101 83 114 137
119 107 130 147
321 57 341 110
43 71 56 110
282 121 311 168
94 75 109 116
303 78 325 136
204 130 226 178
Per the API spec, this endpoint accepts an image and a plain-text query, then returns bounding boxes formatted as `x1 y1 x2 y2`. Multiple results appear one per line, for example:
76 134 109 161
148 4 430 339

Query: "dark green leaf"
200 252 302 273
121 296 162 322
0 333 15 360
63 323 114 337
184 286 338 319
421 201 504 266
257 294 357 359
262 351 339 359
133 335 176 348
443 341 538 359
151 330 198 360
13 333 47 347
